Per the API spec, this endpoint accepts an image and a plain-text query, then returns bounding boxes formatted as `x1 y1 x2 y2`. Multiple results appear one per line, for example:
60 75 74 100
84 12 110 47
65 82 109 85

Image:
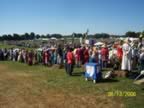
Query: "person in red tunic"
117 41 123 62
101 44 109 68
66 48 74 76
83 46 89 64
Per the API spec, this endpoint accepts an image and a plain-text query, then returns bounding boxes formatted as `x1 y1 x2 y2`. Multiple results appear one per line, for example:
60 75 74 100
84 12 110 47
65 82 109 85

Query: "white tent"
94 42 104 46
50 37 57 40
120 37 126 40
129 38 139 41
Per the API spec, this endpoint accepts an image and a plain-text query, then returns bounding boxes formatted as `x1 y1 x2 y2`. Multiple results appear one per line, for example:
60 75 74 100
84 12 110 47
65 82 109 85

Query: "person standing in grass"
0 49 4 61
25 50 29 64
75 46 81 67
101 44 109 68
33 51 38 65
53 49 57 64
83 46 89 64
28 50 33 65
80 46 84 64
44 50 48 65
89 47 97 63
139 47 144 71
3 48 8 60
9 48 13 61
63 47 68 73
116 40 123 69
121 38 132 73
66 48 74 76
57 45 63 65
131 41 139 69
37 50 42 64
42 50 45 65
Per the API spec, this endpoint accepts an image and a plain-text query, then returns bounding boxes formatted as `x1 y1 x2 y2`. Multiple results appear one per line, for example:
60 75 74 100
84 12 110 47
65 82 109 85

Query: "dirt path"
0 64 124 108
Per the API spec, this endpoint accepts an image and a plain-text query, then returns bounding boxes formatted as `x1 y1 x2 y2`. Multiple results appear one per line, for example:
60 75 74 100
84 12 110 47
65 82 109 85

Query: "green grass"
0 43 35 50
0 44 17 49
0 61 143 108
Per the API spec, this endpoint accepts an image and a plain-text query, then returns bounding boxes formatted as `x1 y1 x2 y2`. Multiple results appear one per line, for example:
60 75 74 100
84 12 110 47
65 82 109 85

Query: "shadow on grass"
102 68 113 71
128 72 143 80
72 72 85 77
99 79 119 83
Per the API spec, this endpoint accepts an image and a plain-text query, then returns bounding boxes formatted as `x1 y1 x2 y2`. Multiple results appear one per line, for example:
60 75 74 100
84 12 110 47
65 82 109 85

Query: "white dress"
121 43 132 71
18 52 21 62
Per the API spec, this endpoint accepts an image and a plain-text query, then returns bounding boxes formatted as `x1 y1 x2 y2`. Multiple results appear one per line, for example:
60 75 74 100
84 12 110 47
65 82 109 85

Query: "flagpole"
83 29 89 45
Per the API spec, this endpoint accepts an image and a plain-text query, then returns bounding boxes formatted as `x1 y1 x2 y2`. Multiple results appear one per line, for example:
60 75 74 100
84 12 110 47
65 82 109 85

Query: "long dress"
44 52 48 65
18 52 21 62
28 51 33 65
37 51 42 63
121 43 132 71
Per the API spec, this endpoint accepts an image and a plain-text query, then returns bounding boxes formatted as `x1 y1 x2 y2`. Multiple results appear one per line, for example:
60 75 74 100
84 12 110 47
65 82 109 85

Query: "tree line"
0 32 63 41
0 31 143 41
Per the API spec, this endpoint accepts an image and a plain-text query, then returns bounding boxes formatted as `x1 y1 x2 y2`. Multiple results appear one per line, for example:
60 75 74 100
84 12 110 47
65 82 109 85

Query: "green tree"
46 34 50 38
2 34 8 40
13 33 21 40
7 34 13 40
51 34 62 38
24 33 30 40
125 31 137 37
30 32 35 40
35 34 40 39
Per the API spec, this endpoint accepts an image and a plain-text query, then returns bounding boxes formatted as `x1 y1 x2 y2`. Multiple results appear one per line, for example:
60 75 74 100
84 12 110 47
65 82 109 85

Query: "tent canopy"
94 42 104 46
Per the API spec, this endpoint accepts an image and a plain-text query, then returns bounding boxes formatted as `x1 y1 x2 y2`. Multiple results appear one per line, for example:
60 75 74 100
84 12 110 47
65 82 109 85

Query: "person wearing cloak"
28 50 33 65
121 38 132 72
83 46 89 64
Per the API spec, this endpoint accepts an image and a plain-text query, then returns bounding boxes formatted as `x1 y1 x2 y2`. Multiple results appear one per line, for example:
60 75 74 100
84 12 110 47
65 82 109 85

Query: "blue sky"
0 0 144 35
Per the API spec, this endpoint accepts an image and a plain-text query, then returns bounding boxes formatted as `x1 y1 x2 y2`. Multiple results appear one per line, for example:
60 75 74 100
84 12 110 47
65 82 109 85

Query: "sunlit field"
0 61 143 108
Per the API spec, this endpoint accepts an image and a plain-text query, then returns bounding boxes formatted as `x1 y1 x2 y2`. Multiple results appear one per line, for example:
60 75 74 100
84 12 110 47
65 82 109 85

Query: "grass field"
0 44 17 49
0 61 143 108
0 43 35 50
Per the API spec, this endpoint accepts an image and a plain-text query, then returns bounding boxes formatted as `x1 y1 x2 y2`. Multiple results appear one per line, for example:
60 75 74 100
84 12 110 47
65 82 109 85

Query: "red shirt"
117 46 123 60
84 49 89 63
67 51 74 64
101 47 109 61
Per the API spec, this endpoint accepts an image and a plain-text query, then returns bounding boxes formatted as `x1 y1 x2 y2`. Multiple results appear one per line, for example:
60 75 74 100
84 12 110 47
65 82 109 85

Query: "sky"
0 0 144 35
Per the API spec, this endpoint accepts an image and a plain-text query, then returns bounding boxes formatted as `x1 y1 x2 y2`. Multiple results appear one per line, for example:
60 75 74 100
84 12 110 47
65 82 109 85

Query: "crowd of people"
0 38 144 76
